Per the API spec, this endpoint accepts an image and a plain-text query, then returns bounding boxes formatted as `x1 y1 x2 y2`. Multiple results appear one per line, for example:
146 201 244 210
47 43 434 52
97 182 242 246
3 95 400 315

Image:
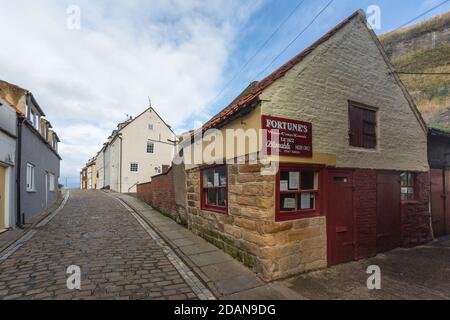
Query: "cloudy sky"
0 0 449 187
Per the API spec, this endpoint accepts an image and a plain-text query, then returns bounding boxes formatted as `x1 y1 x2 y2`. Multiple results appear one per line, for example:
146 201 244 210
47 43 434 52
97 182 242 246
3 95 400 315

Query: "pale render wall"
109 138 120 192
260 16 428 172
120 109 175 193
96 151 104 189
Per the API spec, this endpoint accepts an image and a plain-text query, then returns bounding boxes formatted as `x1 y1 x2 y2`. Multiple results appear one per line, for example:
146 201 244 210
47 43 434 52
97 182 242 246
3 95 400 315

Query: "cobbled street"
0 190 198 300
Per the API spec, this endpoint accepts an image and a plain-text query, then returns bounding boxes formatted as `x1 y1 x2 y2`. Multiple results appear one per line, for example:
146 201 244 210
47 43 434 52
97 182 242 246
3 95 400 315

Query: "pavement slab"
114 192 292 300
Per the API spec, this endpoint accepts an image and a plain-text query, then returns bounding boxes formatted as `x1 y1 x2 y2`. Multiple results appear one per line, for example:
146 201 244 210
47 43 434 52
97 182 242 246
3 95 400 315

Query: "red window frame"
400 172 416 202
276 164 324 222
200 164 228 214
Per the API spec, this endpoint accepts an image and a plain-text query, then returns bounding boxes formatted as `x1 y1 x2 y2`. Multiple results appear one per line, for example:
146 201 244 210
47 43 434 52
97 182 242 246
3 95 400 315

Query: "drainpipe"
119 134 123 193
16 117 25 229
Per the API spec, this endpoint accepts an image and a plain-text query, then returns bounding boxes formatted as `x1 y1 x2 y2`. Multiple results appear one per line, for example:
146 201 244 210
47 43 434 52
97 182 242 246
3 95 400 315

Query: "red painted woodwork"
431 169 447 237
348 103 377 149
376 173 401 253
326 170 355 266
275 164 324 222
446 171 450 235
200 164 228 214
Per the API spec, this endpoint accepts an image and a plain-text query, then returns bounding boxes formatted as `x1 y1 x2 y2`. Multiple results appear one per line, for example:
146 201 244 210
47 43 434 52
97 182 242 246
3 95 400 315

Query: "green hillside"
380 11 450 130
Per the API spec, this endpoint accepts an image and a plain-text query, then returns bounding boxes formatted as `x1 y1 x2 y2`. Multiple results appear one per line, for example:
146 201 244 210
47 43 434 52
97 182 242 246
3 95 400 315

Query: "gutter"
16 116 25 229
119 133 123 193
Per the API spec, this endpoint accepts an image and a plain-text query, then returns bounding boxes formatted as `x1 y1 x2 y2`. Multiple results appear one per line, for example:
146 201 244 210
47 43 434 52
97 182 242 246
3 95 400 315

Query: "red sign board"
262 115 313 157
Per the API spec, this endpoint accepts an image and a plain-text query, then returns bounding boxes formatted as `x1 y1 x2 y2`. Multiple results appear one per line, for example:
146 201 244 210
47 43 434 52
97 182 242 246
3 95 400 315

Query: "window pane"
216 166 226 186
203 170 214 187
218 188 227 207
147 142 154 153
280 194 296 212
298 192 315 210
400 173 408 187
301 171 315 190
407 173 414 187
206 189 217 206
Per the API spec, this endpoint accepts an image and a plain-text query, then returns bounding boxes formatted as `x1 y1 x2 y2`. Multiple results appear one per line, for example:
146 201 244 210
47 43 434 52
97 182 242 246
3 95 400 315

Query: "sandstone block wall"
186 163 327 281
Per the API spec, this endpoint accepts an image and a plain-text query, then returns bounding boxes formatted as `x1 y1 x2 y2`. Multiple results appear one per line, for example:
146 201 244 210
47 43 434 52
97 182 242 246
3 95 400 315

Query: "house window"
276 165 321 221
400 172 415 201
348 102 377 149
26 163 36 192
130 163 139 172
147 141 155 154
201 165 227 213
49 174 55 192
148 124 154 130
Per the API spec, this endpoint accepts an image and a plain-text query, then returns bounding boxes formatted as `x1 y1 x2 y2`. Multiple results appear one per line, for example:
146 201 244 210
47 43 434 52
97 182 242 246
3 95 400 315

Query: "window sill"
201 206 228 215
348 147 379 153
276 211 321 222
401 200 420 205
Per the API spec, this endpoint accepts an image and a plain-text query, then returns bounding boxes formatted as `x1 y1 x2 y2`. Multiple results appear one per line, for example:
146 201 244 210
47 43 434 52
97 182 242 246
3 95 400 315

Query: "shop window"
400 172 415 201
277 166 321 221
201 165 227 213
348 102 377 149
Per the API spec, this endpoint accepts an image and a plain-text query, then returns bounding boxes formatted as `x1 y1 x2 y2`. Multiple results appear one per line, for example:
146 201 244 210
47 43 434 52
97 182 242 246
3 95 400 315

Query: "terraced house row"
81 107 176 193
0 80 61 232
83 10 449 281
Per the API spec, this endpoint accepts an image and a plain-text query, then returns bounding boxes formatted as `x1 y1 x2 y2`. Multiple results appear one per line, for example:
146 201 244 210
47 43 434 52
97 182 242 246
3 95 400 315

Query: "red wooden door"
327 170 355 266
376 173 401 253
431 169 446 238
446 170 450 235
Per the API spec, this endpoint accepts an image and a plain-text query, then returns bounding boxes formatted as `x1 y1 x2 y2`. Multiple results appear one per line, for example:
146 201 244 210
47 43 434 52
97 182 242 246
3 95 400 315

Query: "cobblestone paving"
0 190 198 300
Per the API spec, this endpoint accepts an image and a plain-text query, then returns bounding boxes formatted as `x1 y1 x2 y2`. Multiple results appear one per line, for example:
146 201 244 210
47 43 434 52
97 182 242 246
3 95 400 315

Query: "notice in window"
283 197 296 209
300 193 312 210
214 173 220 187
280 180 288 192
289 172 299 190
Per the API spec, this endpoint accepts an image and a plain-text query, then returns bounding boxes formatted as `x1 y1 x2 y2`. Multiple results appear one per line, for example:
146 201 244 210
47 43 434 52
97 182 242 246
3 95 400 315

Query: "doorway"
376 172 401 253
327 170 355 266
0 166 6 229
431 169 449 237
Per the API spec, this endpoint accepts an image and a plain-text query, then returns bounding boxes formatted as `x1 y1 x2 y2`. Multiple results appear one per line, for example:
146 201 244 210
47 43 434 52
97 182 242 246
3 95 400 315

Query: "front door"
0 166 6 229
327 170 355 266
376 172 401 253
431 169 446 238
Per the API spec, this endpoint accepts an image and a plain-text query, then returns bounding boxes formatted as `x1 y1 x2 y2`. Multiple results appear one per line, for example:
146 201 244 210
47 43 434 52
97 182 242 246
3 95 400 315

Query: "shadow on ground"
281 237 450 300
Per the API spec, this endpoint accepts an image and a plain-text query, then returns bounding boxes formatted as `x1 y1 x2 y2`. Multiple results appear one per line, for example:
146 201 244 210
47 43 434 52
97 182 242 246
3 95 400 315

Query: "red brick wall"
352 169 431 259
353 169 377 259
401 172 432 247
136 168 178 219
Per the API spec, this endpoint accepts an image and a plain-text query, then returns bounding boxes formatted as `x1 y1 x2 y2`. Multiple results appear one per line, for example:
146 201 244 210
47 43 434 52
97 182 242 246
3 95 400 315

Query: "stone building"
180 10 431 281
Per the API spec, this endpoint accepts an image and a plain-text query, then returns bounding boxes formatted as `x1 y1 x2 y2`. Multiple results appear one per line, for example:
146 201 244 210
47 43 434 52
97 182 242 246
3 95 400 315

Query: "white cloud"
0 0 262 186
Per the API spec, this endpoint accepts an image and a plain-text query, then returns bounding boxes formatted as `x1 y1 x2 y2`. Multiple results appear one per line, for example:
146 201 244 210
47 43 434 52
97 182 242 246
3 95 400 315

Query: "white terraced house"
98 107 176 193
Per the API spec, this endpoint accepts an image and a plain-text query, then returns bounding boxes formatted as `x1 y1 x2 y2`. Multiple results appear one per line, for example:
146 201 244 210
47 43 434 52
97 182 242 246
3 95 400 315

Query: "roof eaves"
197 10 361 135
